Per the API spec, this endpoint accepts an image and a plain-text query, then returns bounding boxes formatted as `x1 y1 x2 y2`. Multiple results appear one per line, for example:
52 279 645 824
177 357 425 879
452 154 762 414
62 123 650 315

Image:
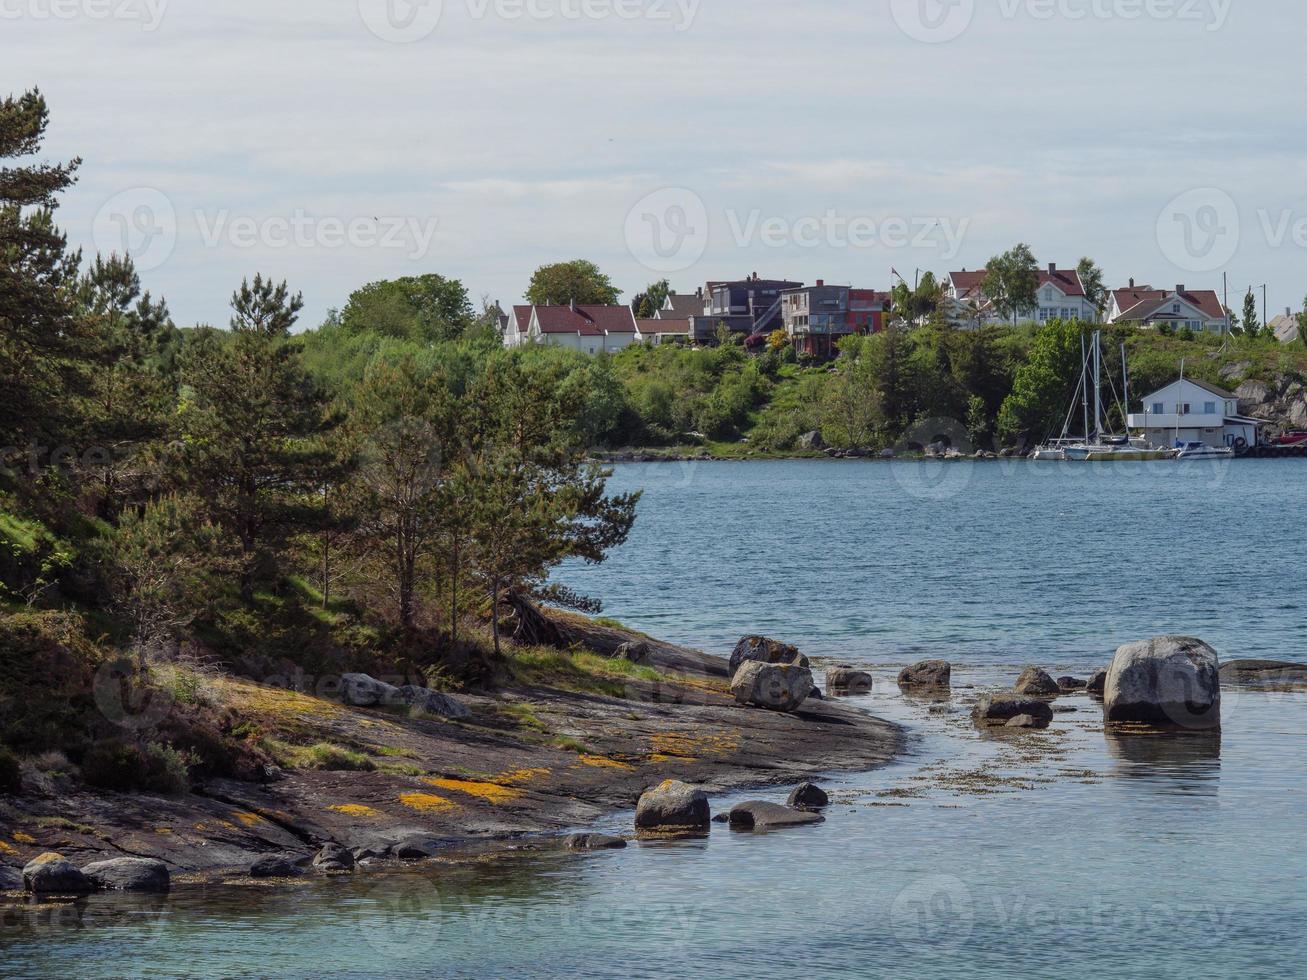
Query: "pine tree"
1241 291 1261 339
173 276 337 601
0 89 84 453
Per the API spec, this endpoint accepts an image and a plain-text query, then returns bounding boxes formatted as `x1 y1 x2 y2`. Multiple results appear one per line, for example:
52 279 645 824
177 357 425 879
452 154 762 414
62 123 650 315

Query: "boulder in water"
1104 636 1221 730
1005 714 1050 730
312 844 355 873
565 834 628 851
635 780 710 832
1057 676 1087 692
81 858 171 892
787 782 830 809
1086 670 1108 696
825 667 873 695
728 801 824 831
1014 667 1060 696
248 854 305 879
972 695 1054 728
898 660 951 690
23 853 95 894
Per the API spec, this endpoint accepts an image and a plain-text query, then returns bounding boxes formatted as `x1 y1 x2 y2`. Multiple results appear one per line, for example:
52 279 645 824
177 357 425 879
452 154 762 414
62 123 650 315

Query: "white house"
946 264 1098 327
1107 282 1229 334
1127 378 1261 450
502 303 638 354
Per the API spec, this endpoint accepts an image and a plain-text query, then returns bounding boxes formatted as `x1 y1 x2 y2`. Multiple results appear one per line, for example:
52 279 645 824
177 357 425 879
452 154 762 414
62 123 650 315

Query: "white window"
1152 402 1165 414
1204 401 1217 414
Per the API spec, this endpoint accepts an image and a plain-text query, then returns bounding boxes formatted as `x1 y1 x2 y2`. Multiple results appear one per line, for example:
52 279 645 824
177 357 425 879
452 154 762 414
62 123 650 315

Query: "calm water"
4 460 1307 979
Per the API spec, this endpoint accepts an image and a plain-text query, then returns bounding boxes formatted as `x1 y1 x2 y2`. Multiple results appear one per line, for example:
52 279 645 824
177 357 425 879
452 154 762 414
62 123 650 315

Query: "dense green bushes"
80 738 191 795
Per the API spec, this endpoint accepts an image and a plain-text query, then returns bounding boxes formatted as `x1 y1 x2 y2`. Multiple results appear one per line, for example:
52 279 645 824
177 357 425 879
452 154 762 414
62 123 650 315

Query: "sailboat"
1042 331 1175 461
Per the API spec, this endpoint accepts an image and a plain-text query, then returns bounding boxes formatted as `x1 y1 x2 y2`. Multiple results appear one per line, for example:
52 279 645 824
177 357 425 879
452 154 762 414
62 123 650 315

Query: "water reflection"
1104 731 1222 795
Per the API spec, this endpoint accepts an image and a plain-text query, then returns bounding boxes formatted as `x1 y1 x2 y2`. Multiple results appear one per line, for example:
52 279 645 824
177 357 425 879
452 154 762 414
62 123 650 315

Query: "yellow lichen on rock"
497 768 550 785
231 811 263 828
12 832 36 845
398 792 457 813
423 778 522 804
0 840 17 855
327 803 383 818
577 755 636 771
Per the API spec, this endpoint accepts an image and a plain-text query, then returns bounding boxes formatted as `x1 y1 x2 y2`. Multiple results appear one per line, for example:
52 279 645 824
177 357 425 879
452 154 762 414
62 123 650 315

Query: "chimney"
1176 284 1185 294
570 297 577 311
1048 262 1056 275
1129 278 1135 289
817 279 825 288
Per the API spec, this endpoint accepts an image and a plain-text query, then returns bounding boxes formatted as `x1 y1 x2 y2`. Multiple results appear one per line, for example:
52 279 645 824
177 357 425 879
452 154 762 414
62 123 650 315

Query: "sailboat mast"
1122 342 1130 441
1093 331 1103 444
1176 358 1185 447
1081 333 1090 441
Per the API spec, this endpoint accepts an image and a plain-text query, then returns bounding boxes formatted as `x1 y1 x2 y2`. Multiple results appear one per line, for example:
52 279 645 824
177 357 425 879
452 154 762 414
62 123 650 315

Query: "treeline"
0 91 637 784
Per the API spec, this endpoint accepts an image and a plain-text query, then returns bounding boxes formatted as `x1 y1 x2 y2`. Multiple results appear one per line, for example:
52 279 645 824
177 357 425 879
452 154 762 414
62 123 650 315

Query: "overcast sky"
8 0 1306 328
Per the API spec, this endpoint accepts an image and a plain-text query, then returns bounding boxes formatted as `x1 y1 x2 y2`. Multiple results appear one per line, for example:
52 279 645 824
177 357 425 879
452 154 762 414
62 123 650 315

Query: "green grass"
548 735 594 755
504 645 663 698
494 702 549 733
263 738 375 772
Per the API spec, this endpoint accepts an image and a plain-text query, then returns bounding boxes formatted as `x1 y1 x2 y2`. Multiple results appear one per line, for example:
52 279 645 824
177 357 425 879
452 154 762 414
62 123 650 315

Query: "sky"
7 0 1307 329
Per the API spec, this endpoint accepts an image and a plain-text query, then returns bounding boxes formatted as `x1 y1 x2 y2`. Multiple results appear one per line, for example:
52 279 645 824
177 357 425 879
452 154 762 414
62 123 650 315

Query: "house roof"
512 305 532 333
533 304 637 336
660 293 703 318
949 270 988 299
949 267 1085 298
1270 313 1301 344
849 289 890 307
636 317 690 335
1112 286 1225 323
1146 377 1236 400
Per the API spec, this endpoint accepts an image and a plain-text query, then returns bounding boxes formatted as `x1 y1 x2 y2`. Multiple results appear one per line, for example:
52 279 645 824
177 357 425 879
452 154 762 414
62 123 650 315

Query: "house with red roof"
946 263 1098 326
502 301 639 354
779 281 889 358
1106 281 1230 334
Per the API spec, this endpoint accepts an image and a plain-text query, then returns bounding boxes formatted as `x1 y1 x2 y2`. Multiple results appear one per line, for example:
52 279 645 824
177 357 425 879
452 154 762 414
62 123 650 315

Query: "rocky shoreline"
0 620 901 896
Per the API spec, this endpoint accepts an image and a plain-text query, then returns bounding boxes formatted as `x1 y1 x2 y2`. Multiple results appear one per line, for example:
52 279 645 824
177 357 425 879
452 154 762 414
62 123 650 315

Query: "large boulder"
971 695 1055 728
634 780 711 831
728 801 824 831
1104 636 1221 730
730 661 814 712
728 636 809 677
787 782 829 808
898 660 951 691
393 685 471 720
1014 667 1060 696
81 858 170 892
825 667 873 695
340 673 399 708
23 853 95 894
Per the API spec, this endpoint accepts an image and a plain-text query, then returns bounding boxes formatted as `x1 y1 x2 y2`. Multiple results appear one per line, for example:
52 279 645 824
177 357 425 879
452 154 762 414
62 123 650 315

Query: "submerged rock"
728 801 824 831
730 661 814 712
787 782 830 809
1057 676 1087 692
898 660 951 691
635 780 711 831
1104 636 1221 730
825 667 873 695
1220 660 1307 684
728 636 809 677
248 854 305 879
565 834 628 851
972 695 1055 728
1006 714 1050 730
312 844 355 873
1014 667 1060 696
81 858 171 892
23 853 95 894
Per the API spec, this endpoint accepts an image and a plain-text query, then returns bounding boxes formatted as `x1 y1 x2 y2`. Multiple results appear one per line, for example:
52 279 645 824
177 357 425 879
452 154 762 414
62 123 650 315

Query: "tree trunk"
491 577 502 657
449 538 459 645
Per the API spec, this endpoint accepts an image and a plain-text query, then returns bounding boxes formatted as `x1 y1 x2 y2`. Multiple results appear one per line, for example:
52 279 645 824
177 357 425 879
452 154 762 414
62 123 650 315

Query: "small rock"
393 837 444 861
1057 676 1087 692
1053 704 1078 714
1086 670 1108 696
81 858 171 893
898 660 952 690
248 854 305 879
972 695 1055 728
564 834 627 851
312 843 355 873
728 636 810 677
1104 636 1221 730
787 783 829 808
1014 667 1061 696
23 853 95 894
351 844 390 862
635 780 711 831
1006 714 1050 730
614 642 651 666
730 660 814 712
711 812 730 824
825 667 873 695
728 801 824 831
